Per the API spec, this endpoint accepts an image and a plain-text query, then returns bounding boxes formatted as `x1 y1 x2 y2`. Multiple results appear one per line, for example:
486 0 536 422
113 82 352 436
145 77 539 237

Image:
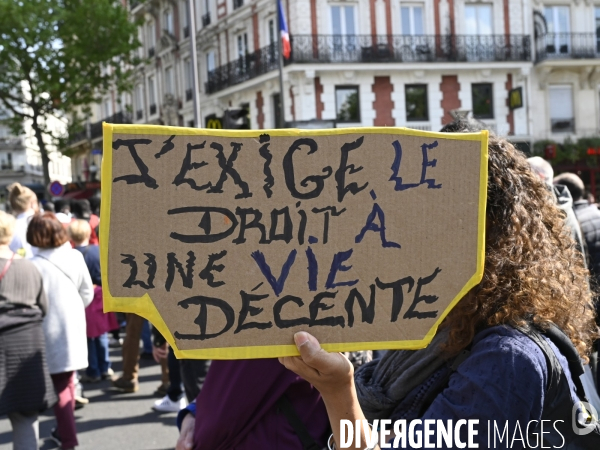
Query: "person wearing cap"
7 183 39 258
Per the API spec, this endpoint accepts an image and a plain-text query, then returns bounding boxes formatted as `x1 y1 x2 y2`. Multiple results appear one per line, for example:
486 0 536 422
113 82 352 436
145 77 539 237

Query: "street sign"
205 116 223 129
508 87 523 110
48 181 65 197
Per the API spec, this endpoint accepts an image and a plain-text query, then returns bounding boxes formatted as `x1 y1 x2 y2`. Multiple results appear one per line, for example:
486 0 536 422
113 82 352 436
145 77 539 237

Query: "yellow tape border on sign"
101 123 489 359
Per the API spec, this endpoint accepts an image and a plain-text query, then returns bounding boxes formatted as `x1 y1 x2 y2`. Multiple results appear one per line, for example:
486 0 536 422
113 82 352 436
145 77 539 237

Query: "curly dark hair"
440 119 597 361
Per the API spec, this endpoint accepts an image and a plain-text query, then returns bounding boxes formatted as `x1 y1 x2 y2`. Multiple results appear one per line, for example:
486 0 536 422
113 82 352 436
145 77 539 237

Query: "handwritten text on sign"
104 127 486 356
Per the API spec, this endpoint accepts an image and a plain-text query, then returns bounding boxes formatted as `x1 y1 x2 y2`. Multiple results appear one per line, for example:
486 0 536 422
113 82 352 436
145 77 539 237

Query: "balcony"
202 13 211 27
233 0 243 10
67 111 131 146
67 129 87 145
204 34 531 94
0 138 24 151
535 33 599 63
206 43 280 94
289 34 531 64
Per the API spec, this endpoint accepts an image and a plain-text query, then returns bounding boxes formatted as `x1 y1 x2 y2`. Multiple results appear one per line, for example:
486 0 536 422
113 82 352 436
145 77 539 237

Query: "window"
595 8 600 52
138 27 144 58
135 84 144 119
165 67 174 95
331 5 356 35
147 20 156 56
544 6 570 54
471 83 493 119
184 58 193 101
182 1 190 38
237 33 248 58
549 85 574 133
465 4 493 35
103 99 113 118
331 6 357 60
336 86 360 122
401 4 424 35
405 85 428 121
269 19 275 45
206 51 215 74
163 8 174 34
202 0 211 26
267 19 277 62
148 76 157 114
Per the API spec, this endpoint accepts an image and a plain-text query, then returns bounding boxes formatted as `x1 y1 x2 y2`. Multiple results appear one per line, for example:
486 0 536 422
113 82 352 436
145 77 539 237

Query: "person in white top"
28 213 93 450
7 183 39 258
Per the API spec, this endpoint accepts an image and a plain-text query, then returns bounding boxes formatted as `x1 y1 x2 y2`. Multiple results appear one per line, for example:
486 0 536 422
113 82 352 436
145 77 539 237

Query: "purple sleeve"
193 358 299 449
390 328 548 449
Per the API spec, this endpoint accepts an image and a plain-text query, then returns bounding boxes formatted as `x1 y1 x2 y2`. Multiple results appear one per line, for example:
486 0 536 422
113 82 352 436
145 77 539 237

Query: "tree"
0 0 141 194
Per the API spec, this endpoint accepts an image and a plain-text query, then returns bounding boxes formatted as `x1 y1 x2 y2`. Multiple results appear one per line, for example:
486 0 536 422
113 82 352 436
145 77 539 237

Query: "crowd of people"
2 118 600 450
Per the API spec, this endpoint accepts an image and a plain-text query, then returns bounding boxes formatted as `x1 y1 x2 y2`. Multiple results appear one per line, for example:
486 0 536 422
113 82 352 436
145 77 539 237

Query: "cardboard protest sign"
101 125 488 359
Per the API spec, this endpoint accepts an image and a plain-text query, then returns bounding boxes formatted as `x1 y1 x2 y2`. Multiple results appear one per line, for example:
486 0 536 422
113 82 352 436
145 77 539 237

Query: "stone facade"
74 0 600 158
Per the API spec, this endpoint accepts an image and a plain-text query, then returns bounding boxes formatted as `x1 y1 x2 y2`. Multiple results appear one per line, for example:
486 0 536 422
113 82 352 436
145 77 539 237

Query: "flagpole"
276 0 286 128
188 0 202 127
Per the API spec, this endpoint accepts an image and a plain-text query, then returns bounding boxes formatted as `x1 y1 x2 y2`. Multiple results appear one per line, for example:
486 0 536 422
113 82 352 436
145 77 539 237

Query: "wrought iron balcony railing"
89 112 131 140
289 34 531 64
204 34 530 94
67 111 131 146
202 13 211 27
206 43 280 94
535 33 600 62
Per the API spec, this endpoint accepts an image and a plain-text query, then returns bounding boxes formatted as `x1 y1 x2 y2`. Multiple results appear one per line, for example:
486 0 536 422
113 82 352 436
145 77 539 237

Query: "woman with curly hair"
280 120 599 449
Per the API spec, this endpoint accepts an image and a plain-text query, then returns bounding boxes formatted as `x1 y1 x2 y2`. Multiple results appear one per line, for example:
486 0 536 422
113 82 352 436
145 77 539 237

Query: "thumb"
184 433 193 449
294 331 332 371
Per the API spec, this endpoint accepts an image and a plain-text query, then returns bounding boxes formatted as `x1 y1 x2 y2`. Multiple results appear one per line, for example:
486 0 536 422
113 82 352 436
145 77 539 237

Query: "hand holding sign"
101 125 487 359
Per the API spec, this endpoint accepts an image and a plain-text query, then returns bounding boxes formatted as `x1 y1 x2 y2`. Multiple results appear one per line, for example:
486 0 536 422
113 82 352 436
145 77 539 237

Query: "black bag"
518 324 600 448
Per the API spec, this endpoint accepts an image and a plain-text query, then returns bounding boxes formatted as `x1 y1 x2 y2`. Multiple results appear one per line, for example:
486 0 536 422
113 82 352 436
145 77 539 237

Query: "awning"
61 189 97 199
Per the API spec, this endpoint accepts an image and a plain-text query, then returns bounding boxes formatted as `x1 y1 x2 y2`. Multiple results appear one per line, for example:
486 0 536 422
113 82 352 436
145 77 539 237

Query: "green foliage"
337 91 360 122
0 0 142 186
405 85 428 121
532 136 600 166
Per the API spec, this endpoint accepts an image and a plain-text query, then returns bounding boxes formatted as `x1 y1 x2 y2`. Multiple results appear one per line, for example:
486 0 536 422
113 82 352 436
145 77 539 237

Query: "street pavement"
0 346 180 450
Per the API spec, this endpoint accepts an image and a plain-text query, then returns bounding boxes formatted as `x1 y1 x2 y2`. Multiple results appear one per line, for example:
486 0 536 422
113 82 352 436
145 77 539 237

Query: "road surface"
0 347 180 450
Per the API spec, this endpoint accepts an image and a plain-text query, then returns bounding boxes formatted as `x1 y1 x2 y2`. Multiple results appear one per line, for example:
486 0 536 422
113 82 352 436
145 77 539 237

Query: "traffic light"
223 106 250 129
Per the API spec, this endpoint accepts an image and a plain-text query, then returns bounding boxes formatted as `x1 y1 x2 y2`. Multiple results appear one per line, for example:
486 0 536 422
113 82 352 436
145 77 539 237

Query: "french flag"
278 0 291 59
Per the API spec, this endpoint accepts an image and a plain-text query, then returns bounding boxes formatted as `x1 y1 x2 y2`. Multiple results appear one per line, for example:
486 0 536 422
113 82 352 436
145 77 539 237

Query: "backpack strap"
543 323 587 400
513 324 564 408
518 323 589 402
276 394 321 450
